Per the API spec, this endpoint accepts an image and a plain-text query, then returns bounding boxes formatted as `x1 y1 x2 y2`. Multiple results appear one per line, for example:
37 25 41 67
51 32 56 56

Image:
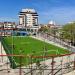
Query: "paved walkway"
31 35 67 49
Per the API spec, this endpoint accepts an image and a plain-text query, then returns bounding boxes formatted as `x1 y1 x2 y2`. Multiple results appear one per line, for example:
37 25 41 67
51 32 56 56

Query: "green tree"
61 22 75 45
38 26 49 33
50 27 58 37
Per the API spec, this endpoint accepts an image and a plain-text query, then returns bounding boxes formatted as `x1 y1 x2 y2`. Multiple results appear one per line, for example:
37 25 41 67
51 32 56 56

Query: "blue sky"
0 0 75 24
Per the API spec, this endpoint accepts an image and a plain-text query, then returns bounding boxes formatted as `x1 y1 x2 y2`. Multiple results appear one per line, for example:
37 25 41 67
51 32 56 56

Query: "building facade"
19 9 38 27
0 22 16 29
0 22 16 36
3 22 16 29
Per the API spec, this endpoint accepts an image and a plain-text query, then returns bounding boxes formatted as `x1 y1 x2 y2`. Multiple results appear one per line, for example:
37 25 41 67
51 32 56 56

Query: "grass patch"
3 36 70 66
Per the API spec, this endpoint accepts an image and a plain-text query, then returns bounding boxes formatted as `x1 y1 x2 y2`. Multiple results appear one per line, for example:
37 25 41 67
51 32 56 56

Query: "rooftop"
22 8 36 13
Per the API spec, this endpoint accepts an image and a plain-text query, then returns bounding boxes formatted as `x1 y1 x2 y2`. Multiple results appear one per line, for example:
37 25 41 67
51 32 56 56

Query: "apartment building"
0 22 16 29
3 22 16 29
18 9 39 32
0 22 4 28
0 22 16 36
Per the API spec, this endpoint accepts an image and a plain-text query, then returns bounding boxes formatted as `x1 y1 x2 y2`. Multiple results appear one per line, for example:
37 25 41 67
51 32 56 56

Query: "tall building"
19 8 38 27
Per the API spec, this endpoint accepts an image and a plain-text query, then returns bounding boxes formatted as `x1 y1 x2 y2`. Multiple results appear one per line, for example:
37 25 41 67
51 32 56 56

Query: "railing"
0 53 75 75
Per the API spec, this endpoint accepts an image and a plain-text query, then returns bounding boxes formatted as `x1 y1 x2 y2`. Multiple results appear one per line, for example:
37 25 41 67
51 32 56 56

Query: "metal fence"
0 53 75 75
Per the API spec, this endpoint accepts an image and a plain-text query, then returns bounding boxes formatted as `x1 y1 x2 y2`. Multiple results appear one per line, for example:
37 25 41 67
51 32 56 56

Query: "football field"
3 36 70 66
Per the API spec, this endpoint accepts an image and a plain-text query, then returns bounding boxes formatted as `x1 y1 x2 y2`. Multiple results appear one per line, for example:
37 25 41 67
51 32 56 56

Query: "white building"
48 20 55 25
3 22 16 29
19 8 38 28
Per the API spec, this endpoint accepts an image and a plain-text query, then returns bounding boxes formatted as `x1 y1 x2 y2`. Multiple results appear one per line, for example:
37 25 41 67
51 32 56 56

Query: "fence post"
31 55 33 75
19 56 22 75
51 56 55 75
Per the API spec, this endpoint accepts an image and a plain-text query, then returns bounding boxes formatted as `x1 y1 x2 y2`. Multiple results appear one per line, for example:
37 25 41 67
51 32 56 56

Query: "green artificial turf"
3 36 70 66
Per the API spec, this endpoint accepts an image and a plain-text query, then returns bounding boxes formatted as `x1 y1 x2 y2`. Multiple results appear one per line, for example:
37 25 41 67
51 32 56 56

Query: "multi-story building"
3 22 16 29
0 22 4 28
0 22 16 36
18 9 39 32
0 22 16 29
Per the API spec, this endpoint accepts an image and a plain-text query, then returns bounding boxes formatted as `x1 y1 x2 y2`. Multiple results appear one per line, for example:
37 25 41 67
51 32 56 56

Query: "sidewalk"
31 35 67 49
